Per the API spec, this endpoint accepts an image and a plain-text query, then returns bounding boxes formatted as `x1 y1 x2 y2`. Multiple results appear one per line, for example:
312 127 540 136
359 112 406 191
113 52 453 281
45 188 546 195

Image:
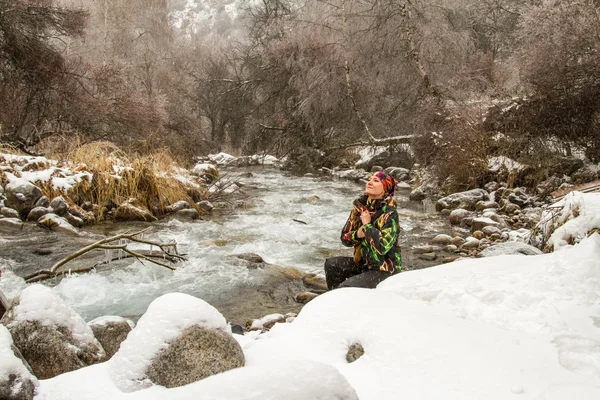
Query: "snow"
539 191 600 250
88 316 135 330
191 163 216 175
107 293 229 393
356 146 388 166
1 153 92 192
488 156 526 172
0 324 37 387
208 152 237 166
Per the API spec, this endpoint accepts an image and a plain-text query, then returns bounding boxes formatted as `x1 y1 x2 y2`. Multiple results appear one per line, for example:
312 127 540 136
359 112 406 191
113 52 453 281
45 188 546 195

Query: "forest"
1 0 599 190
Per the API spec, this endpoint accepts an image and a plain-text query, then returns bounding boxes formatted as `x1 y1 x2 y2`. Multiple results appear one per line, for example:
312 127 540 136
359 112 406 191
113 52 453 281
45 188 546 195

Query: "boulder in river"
36 214 78 235
1 285 105 379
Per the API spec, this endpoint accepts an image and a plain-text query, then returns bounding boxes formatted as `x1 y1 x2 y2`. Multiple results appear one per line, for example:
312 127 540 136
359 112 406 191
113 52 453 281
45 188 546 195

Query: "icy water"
0 168 449 324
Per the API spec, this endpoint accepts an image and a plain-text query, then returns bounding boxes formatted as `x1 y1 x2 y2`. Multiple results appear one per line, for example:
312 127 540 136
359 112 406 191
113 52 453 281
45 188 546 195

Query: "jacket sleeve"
362 209 399 261
340 207 362 247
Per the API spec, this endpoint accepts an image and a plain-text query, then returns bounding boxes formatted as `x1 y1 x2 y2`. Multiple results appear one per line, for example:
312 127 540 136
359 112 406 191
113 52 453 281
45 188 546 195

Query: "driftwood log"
24 228 185 283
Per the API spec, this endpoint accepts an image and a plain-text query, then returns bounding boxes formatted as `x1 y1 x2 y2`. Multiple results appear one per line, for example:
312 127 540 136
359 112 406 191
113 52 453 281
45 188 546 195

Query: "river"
0 167 449 325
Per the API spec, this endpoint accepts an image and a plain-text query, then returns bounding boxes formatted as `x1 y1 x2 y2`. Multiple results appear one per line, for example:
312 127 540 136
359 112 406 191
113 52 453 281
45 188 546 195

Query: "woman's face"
365 174 385 199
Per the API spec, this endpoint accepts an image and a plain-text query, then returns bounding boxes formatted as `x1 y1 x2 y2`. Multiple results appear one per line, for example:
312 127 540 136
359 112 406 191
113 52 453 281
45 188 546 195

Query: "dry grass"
61 142 203 218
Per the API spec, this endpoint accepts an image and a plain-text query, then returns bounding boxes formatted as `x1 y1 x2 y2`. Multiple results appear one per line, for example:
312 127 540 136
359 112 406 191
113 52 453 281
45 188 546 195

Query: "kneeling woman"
325 171 402 289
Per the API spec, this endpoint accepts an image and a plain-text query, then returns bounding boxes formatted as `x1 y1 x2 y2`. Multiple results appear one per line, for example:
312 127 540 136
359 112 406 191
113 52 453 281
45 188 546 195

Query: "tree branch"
24 228 183 283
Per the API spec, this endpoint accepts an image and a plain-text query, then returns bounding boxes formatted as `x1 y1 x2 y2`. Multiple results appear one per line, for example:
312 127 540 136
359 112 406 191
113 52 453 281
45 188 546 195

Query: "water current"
0 167 449 324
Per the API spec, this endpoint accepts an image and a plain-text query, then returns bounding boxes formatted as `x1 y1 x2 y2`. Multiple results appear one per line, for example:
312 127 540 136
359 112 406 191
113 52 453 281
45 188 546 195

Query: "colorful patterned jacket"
340 194 402 273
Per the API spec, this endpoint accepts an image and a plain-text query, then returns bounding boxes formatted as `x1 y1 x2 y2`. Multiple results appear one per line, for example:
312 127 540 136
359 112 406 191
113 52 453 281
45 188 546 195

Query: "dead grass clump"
65 143 200 218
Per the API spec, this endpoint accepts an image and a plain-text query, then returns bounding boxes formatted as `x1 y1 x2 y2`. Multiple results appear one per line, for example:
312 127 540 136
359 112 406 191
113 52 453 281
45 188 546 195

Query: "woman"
325 171 402 289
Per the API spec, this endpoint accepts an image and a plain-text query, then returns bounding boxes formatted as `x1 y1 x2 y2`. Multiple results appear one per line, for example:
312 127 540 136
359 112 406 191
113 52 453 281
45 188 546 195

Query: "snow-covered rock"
0 325 38 400
479 242 543 257
4 179 43 217
1 285 105 379
436 189 488 211
108 293 240 392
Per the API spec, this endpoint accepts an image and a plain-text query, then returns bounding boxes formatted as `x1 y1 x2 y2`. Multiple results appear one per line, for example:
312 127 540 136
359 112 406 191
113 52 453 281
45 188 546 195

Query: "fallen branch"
24 228 185 283
323 135 413 152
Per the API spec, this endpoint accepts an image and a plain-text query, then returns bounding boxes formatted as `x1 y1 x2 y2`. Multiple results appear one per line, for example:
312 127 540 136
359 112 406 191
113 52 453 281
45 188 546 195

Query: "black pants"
324 256 393 290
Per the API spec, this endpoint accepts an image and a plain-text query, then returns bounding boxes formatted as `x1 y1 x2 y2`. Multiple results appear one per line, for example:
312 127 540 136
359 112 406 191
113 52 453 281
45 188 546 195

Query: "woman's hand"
356 227 366 238
360 209 371 225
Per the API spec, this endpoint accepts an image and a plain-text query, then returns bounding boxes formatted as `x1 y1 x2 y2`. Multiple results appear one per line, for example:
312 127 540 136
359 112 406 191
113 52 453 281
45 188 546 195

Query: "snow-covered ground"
32 193 600 399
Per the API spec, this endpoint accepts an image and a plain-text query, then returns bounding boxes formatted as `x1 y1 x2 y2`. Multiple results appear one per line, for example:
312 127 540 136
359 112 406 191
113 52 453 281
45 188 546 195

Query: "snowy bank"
34 230 600 399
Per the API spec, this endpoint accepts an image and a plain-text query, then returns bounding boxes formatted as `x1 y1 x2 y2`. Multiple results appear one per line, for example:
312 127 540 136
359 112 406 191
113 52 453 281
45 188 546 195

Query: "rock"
33 196 50 208
26 207 52 222
173 208 200 220
482 226 502 236
261 314 286 330
386 167 411 182
412 245 434 254
370 165 383 172
502 202 521 215
471 217 500 232
419 252 437 261
409 188 427 201
68 205 95 225
230 324 244 335
296 292 319 304
450 236 466 247
232 253 264 264
508 192 530 207
114 199 157 222
436 189 488 212
346 343 365 363
196 200 214 212
49 196 68 216
430 234 452 245
167 200 191 213
36 214 78 235
1 285 105 379
449 209 472 225
462 237 480 249
484 181 499 192
0 218 24 233
479 242 544 257
88 316 133 360
4 180 43 218
145 326 245 388
0 207 21 219
475 200 499 211
444 244 458 252
0 325 38 400
302 274 327 291
472 231 484 240
64 212 84 228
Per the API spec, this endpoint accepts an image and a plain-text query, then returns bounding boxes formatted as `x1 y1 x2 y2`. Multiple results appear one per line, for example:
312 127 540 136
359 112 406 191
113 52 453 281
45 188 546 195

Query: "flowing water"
0 167 450 324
